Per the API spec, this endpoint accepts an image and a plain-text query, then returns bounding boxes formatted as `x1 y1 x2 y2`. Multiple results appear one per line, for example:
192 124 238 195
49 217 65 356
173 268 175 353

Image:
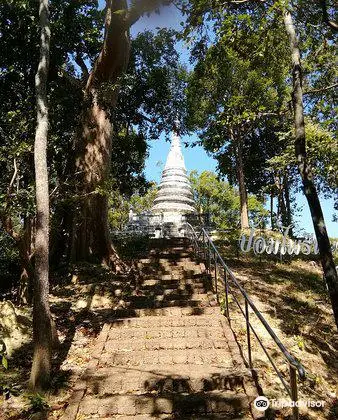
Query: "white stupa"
151 119 196 229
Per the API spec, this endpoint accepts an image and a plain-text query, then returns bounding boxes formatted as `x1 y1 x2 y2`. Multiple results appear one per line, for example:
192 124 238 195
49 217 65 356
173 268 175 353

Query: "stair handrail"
182 222 306 420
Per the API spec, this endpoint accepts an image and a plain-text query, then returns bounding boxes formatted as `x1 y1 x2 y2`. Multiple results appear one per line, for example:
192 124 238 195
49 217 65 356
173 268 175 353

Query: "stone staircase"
61 238 257 419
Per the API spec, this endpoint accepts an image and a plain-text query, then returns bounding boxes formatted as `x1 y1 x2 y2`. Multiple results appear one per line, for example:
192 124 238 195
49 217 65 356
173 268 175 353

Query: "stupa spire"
151 119 196 216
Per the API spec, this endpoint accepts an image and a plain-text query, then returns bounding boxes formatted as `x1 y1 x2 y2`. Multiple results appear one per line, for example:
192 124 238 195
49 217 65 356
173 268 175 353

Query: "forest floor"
0 264 132 420
1 240 337 419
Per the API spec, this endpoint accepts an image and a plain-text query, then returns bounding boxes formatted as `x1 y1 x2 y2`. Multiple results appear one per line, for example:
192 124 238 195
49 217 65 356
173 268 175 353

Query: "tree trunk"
71 1 131 265
232 129 249 229
30 0 56 390
71 0 169 265
274 173 287 227
0 214 35 304
71 98 116 264
284 9 338 328
270 188 274 230
18 217 34 304
283 174 293 236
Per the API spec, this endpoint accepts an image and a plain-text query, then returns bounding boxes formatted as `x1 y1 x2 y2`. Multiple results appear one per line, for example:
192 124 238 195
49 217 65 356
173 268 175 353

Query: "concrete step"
139 279 206 289
127 291 211 301
138 286 209 296
139 277 205 283
121 299 210 310
138 257 194 263
137 262 199 271
146 252 195 259
141 273 205 281
138 265 203 273
78 390 252 418
84 365 251 395
103 337 229 352
100 348 236 368
138 271 203 278
105 306 222 318
106 328 228 343
139 275 197 282
107 314 225 328
139 276 211 287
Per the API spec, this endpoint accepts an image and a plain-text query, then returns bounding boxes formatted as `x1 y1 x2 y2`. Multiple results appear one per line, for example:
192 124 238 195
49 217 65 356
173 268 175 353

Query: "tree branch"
304 83 338 95
59 68 83 88
0 158 20 241
320 0 338 31
75 53 89 80
8 157 18 196
124 0 170 28
226 0 265 3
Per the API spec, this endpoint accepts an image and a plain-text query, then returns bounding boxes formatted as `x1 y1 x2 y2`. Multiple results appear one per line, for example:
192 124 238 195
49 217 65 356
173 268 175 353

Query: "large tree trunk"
71 1 131 265
270 187 274 230
283 174 293 236
1 214 35 304
71 97 117 265
275 173 291 230
30 0 56 390
284 9 338 328
71 0 168 265
232 128 249 229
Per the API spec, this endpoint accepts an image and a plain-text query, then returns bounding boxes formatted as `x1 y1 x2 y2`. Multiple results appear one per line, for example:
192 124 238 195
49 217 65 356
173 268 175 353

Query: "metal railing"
183 222 306 420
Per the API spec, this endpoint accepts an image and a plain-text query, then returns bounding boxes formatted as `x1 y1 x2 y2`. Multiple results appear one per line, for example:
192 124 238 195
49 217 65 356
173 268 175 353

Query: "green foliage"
184 4 291 202
189 171 268 229
119 29 189 136
27 393 49 412
268 120 338 212
0 342 8 370
181 0 337 229
219 293 233 315
0 1 187 274
109 183 158 231
0 231 20 295
294 335 305 351
113 235 151 260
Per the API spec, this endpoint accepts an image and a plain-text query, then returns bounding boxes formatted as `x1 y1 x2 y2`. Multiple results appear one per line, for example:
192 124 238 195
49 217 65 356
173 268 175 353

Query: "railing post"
214 250 218 301
290 365 299 420
245 300 253 368
208 241 211 273
198 233 202 260
202 230 206 262
224 270 230 321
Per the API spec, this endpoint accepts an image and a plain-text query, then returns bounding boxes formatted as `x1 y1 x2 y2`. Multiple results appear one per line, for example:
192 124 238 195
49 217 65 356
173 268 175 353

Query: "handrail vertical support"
290 365 299 420
225 270 230 321
202 230 206 262
214 250 218 301
245 300 253 369
208 241 211 273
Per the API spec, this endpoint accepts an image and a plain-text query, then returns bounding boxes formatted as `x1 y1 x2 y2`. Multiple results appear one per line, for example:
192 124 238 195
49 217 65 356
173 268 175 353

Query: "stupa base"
150 212 194 238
